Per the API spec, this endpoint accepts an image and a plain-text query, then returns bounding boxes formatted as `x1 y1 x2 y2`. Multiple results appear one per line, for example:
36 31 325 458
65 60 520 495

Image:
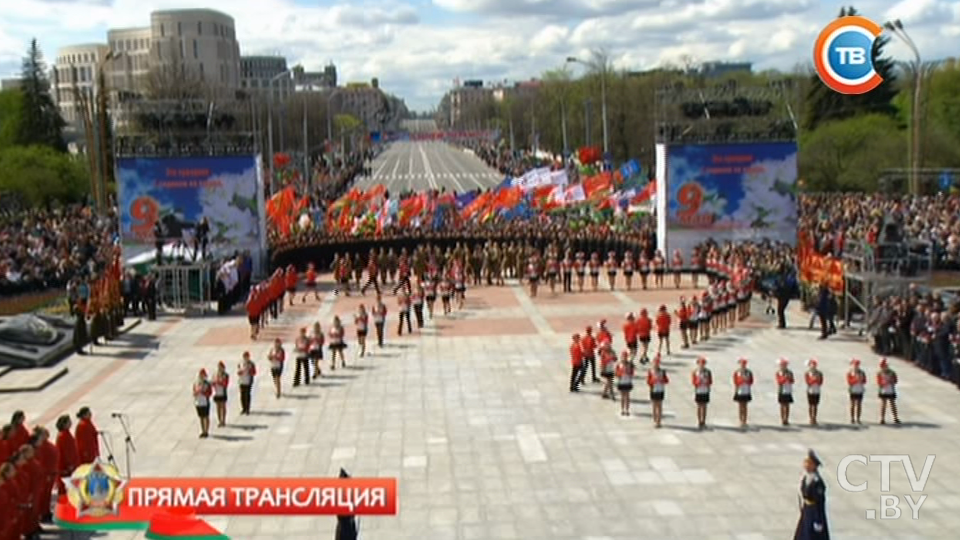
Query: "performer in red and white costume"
847 358 867 424
646 354 669 427
732 358 754 428
775 358 795 426
805 359 824 426
692 357 712 429
355 304 369 357
268 338 285 399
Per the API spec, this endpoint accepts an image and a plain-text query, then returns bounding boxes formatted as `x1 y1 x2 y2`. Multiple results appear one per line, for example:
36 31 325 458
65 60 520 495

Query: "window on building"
160 23 164 37
213 22 218 35
177 22 182 36
193 40 198 59
179 40 185 59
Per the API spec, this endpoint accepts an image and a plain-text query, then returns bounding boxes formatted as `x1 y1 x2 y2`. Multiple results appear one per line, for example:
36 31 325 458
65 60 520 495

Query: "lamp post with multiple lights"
566 55 609 159
884 19 922 194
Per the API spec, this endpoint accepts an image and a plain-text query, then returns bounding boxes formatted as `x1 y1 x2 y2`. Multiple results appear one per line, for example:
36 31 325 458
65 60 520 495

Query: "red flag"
462 192 492 219
493 186 521 210
630 180 657 204
582 174 612 199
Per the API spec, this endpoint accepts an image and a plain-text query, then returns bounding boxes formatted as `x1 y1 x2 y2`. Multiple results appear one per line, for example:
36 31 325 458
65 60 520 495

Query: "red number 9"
130 197 160 239
677 183 703 217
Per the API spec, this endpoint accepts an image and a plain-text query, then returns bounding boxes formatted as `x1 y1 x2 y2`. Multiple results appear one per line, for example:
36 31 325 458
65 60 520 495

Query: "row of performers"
0 408 101 540
570 347 903 428
72 259 126 356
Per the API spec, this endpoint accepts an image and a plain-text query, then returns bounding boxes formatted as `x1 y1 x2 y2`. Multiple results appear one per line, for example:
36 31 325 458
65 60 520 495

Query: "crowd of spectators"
867 284 960 389
0 206 118 299
801 193 960 267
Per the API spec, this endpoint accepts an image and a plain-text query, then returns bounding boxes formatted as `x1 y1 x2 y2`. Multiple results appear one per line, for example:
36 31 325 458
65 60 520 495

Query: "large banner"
118 156 264 258
658 142 798 256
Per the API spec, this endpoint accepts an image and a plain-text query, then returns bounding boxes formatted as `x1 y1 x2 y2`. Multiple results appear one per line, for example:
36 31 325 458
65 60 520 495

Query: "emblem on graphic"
64 459 126 518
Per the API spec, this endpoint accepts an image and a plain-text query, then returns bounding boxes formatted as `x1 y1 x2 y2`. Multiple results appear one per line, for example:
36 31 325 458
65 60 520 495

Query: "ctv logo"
814 16 884 94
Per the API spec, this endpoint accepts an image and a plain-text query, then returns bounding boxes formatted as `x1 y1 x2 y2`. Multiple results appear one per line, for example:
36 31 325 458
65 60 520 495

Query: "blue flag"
619 159 640 181
456 191 477 209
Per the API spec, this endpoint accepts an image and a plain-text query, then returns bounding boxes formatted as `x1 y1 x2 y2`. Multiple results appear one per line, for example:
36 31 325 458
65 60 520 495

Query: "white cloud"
1 0 959 110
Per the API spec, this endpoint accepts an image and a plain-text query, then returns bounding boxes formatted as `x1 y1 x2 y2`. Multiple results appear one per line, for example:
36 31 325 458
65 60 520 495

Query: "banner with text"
118 156 264 259
660 142 798 257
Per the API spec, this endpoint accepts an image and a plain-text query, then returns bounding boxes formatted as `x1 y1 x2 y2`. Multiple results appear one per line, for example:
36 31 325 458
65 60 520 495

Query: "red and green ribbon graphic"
55 497 229 539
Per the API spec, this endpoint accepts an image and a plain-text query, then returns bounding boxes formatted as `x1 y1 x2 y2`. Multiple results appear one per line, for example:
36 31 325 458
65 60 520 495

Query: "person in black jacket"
794 449 829 540
816 283 831 340
775 270 792 329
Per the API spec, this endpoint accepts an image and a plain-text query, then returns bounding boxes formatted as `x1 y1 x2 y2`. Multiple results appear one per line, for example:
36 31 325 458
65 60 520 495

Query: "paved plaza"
3 275 960 539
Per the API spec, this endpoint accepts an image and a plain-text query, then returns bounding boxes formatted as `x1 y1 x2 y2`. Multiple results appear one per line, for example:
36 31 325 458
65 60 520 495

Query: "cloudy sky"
1 0 958 111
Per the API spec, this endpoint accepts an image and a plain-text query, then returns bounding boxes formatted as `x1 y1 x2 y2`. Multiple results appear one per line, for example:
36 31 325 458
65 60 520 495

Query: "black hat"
807 449 822 467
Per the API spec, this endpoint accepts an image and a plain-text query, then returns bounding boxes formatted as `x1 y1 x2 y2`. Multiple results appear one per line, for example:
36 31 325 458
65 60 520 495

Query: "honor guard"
655 305 672 356
672 249 684 289
193 369 212 438
301 263 320 303
569 334 584 392
623 313 638 362
355 305 369 357
309 323 324 379
328 316 347 369
293 328 311 386
372 295 388 346
877 358 901 424
212 362 229 428
621 250 635 291
604 251 618 291
646 354 669 427
847 358 866 424
733 358 754 428
805 359 824 426
615 351 636 416
795 449 830 540
692 357 712 429
776 358 795 426
268 339 285 399
285 264 298 306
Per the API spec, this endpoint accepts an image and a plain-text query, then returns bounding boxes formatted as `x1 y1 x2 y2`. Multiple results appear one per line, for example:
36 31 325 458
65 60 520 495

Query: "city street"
3 276 959 539
354 141 504 193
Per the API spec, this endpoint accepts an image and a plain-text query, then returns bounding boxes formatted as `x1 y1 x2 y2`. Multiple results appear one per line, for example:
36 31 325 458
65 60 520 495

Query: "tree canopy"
18 38 66 151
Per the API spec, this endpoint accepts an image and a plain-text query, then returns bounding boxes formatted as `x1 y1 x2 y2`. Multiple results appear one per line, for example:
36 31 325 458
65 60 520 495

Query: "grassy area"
0 290 68 316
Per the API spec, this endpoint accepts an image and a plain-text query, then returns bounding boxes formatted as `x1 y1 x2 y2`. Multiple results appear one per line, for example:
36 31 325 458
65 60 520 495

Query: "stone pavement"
2 275 960 539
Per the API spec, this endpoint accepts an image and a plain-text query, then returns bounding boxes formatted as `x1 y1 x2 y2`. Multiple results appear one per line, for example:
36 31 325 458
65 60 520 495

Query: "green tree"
799 114 905 191
803 6 898 130
0 89 23 149
18 39 66 151
0 145 89 205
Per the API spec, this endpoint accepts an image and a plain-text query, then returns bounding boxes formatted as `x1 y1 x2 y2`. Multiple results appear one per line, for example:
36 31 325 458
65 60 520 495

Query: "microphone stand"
114 414 136 478
98 430 117 469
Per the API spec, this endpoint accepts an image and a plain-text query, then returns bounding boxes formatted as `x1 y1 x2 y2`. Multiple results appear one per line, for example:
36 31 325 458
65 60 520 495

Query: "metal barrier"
155 261 214 315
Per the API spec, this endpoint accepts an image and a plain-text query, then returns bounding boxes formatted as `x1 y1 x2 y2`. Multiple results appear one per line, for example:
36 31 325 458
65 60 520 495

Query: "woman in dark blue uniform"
795 449 830 540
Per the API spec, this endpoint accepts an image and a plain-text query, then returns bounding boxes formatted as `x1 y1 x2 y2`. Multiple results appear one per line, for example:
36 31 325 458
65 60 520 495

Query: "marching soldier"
293 328 311 386
847 358 867 424
776 358 795 426
733 358 754 428
877 358 901 424
361 250 381 295
795 449 830 540
692 357 712 429
805 359 824 426
372 295 388 347
237 352 256 415
646 354 669 428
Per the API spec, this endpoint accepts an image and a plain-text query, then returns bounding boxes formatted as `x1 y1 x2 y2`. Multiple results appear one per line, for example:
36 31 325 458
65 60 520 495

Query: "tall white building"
53 9 242 133
50 44 110 129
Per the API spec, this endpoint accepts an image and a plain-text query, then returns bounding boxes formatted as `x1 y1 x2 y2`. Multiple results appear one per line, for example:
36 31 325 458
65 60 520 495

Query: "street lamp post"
567 55 609 159
267 68 294 192
885 19 922 195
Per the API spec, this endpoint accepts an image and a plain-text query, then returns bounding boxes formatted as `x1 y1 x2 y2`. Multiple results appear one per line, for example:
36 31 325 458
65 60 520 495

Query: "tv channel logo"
814 16 884 94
